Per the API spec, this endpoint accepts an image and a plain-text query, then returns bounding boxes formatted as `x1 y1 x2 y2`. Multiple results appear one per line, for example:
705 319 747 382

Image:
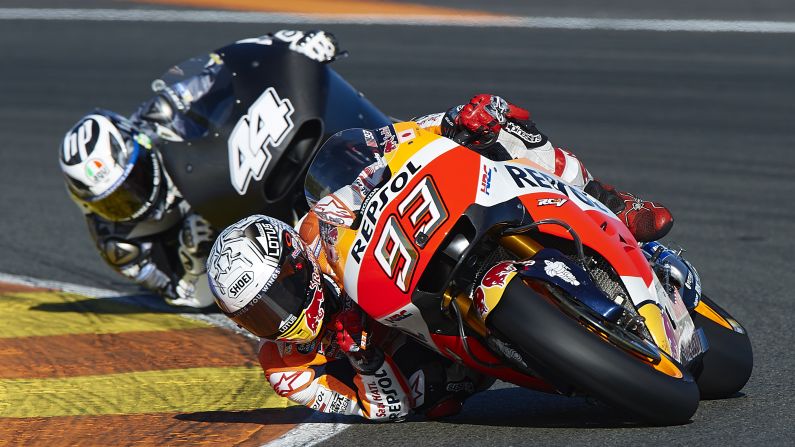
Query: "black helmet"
59 110 164 222
207 215 326 342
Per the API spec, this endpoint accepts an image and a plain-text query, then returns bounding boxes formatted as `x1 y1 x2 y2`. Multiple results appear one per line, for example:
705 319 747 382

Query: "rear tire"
692 295 753 399
487 278 699 426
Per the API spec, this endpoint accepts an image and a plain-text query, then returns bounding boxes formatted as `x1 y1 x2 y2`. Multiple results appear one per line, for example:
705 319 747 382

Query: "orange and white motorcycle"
304 121 753 425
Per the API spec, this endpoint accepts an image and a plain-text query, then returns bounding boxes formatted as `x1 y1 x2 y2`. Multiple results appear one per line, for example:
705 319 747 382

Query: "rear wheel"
691 295 753 399
487 277 699 426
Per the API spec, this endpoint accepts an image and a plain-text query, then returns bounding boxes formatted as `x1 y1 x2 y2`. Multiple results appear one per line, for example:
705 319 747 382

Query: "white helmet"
59 110 164 222
207 215 326 342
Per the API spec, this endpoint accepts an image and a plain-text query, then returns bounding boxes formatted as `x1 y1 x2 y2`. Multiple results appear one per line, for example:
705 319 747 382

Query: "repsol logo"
351 161 422 263
374 368 403 420
504 165 612 214
229 271 253 297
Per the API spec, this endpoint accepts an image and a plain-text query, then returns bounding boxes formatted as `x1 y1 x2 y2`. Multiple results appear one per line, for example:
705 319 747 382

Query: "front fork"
441 234 544 337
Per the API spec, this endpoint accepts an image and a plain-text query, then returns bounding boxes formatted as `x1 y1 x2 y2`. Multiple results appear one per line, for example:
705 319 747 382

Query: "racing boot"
424 364 496 420
584 180 674 242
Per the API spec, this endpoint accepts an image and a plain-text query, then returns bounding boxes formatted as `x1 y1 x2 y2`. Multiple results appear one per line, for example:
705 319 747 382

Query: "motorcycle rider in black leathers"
58 30 341 307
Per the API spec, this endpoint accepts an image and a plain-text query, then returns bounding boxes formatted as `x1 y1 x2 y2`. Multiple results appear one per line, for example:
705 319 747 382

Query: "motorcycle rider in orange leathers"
206 94 675 421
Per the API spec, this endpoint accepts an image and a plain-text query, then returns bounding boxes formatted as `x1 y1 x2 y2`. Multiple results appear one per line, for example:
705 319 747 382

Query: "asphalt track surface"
1 2 794 446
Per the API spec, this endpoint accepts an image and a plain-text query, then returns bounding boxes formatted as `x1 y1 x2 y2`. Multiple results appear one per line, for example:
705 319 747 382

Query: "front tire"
487 277 700 426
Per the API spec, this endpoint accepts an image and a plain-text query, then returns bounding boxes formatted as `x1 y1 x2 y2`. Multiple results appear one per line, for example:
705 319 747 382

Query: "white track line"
0 271 123 298
0 270 349 446
1 8 795 33
261 413 354 447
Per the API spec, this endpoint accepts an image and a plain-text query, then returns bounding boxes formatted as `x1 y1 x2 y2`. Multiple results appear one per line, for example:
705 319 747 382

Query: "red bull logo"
481 262 517 288
304 287 326 334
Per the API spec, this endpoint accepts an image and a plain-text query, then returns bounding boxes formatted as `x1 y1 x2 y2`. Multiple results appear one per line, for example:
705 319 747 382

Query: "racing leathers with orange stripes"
259 193 491 421
257 240 475 421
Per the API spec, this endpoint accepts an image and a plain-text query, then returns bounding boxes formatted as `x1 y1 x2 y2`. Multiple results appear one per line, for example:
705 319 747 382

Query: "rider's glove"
332 309 385 374
332 308 365 353
454 94 530 146
164 273 214 308
178 214 214 275
162 213 216 308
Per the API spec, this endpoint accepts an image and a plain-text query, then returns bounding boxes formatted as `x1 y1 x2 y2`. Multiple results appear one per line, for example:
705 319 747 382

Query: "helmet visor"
227 241 317 339
81 142 161 221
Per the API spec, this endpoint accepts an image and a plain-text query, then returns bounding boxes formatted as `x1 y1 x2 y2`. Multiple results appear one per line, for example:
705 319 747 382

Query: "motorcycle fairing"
342 126 470 337
158 42 390 228
322 124 691 363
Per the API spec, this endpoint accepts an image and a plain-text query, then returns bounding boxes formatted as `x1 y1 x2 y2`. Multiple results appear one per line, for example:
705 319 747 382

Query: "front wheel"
487 277 699 426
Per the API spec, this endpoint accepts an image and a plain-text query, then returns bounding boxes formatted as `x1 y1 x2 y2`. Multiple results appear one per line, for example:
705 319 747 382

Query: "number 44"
227 87 295 195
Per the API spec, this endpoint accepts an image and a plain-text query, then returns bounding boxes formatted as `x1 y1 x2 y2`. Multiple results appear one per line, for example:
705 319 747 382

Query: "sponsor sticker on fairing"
480 164 494 195
543 260 580 286
537 197 568 207
349 160 423 264
396 128 416 143
363 129 378 148
274 30 338 63
474 288 489 318
377 125 399 154
474 261 523 319
481 262 517 288
384 309 412 324
412 112 444 128
501 163 615 216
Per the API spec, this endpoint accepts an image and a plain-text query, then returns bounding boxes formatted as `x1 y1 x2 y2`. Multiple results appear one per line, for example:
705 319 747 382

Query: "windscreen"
304 128 386 208
148 53 234 139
